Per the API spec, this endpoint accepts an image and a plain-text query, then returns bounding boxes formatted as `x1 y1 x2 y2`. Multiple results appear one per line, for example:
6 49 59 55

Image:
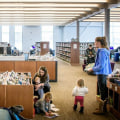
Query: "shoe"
93 99 105 115
93 110 105 115
79 107 84 113
73 105 77 111
103 99 107 112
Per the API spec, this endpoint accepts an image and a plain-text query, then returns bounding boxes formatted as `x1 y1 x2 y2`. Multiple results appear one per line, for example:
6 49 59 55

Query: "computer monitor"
0 47 4 54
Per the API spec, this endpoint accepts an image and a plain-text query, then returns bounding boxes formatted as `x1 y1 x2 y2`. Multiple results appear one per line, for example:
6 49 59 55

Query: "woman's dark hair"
38 66 48 83
95 37 109 49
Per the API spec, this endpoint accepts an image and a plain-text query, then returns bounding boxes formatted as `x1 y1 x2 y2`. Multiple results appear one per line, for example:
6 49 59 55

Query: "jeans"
43 86 50 93
97 74 108 100
34 88 44 99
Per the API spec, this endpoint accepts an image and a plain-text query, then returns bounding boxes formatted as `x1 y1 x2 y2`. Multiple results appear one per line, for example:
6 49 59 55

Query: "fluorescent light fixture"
0 3 99 7
0 14 81 17
0 8 91 11
0 0 107 3
0 16 75 19
0 11 85 14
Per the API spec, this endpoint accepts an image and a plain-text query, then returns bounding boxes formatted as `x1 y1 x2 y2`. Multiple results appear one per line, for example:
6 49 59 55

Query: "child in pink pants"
72 79 88 113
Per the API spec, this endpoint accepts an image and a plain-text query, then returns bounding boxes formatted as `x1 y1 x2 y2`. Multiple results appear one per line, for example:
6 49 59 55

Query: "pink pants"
74 96 84 107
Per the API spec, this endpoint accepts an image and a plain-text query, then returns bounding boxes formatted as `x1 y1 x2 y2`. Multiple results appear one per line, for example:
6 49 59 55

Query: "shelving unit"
107 78 120 119
40 42 49 55
79 42 94 64
56 42 79 65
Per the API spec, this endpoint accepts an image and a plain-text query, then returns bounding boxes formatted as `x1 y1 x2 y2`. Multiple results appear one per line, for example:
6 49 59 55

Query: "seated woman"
33 66 50 94
85 44 96 64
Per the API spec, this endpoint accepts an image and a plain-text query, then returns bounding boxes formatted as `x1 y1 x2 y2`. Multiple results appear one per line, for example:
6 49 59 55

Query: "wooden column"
105 8 110 48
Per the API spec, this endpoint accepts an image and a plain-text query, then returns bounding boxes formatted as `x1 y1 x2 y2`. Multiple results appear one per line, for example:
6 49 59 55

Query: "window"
2 25 9 43
110 22 120 49
15 25 22 51
41 25 53 49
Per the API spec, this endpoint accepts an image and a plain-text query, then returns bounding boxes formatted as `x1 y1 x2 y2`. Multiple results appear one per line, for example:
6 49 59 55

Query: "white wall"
22 26 41 52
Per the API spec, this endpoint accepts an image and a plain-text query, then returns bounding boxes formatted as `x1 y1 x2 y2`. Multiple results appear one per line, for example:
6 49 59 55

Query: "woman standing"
33 66 50 95
88 37 112 114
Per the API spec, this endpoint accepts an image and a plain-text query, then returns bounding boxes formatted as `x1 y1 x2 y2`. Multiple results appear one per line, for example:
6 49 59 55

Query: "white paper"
51 108 60 112
44 113 60 119
115 86 117 91
43 44 47 49
73 44 77 49
110 84 112 89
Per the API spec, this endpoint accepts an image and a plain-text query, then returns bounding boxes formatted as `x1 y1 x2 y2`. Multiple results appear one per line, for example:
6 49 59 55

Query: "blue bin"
24 53 29 61
114 52 119 62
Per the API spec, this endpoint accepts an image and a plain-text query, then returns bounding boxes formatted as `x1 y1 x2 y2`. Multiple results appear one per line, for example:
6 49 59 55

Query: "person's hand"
87 68 93 72
45 112 49 116
48 111 52 113
35 84 42 91
41 83 44 86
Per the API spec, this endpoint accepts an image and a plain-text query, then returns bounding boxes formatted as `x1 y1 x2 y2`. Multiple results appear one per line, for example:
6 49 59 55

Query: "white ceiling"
0 0 119 25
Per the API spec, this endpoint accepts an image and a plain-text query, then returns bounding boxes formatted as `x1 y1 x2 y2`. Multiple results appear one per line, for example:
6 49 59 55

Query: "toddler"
35 92 52 116
34 76 44 99
72 79 88 113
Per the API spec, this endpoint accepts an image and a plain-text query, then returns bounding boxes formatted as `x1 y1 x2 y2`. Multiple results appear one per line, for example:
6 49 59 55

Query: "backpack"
2 105 31 120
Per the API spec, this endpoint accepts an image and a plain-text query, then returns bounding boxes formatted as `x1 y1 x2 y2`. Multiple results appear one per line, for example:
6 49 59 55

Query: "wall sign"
43 44 47 49
73 44 77 49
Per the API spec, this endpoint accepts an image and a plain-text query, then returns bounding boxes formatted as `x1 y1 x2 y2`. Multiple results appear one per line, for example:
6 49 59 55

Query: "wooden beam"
63 6 104 25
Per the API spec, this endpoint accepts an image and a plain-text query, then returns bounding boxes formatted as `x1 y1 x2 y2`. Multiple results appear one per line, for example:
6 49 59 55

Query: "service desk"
0 61 57 82
0 56 25 61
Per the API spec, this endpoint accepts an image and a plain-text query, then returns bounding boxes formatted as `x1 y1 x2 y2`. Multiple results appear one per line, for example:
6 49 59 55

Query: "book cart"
107 76 120 119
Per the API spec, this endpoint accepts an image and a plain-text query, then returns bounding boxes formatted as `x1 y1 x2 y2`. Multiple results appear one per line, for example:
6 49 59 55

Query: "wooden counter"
0 85 33 119
0 61 58 82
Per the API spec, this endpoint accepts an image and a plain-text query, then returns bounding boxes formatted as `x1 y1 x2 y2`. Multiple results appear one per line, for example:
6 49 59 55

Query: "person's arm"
84 87 88 94
72 86 77 96
44 74 50 86
92 48 96 56
48 102 51 112
36 100 47 113
32 73 37 84
85 49 89 57
92 51 107 72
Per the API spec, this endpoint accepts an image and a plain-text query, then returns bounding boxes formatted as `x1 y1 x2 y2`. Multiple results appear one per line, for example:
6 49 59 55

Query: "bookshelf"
56 42 79 65
40 42 49 55
107 78 120 119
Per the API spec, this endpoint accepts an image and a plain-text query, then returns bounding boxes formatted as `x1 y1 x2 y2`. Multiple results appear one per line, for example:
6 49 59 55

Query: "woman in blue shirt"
88 37 112 114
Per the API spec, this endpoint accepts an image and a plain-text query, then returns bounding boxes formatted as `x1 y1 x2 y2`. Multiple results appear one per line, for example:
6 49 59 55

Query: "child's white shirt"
72 86 88 96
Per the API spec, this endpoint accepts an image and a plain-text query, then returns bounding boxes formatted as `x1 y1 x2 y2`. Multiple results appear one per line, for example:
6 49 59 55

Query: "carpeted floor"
33 60 117 120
